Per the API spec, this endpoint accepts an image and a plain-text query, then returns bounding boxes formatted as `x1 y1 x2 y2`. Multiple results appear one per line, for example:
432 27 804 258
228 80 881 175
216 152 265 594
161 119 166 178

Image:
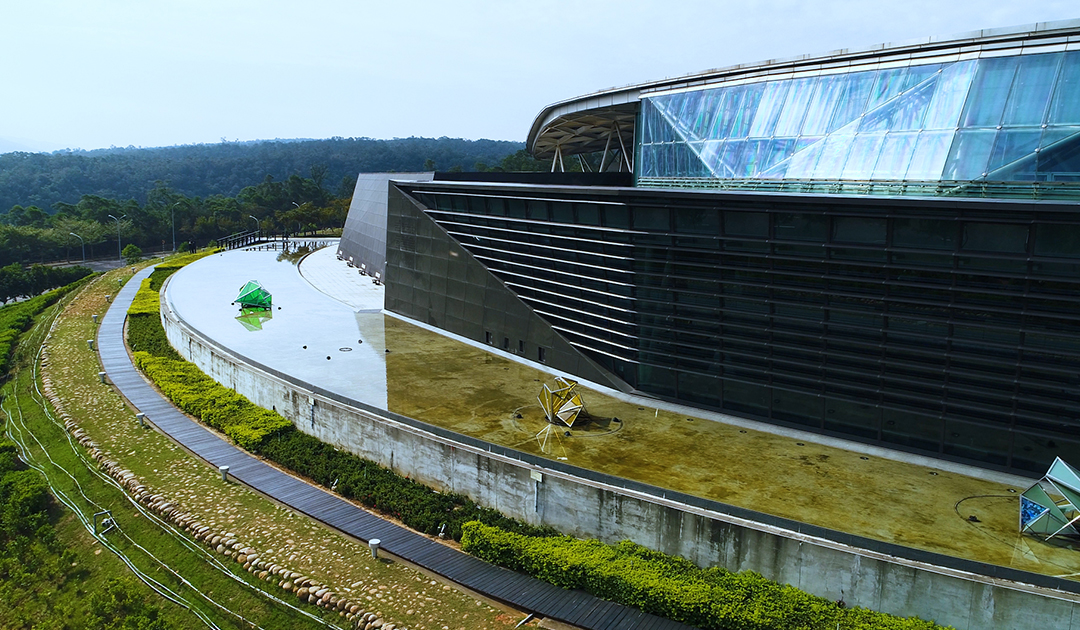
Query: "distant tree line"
0 140 544 268
0 136 526 212
0 174 349 267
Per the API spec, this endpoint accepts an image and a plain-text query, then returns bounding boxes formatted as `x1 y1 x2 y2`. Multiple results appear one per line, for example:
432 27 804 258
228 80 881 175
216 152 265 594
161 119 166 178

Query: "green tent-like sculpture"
235 280 272 310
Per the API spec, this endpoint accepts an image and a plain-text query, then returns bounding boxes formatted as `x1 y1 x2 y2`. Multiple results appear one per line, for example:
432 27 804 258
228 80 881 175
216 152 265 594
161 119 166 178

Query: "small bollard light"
135 413 145 428
87 339 94 351
368 538 381 559
219 465 230 482
98 371 106 384
105 295 111 303
92 314 98 324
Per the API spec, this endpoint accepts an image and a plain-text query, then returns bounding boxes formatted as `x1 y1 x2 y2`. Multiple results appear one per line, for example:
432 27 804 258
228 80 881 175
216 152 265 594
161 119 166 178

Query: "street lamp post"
69 232 85 263
107 214 126 262
172 202 180 252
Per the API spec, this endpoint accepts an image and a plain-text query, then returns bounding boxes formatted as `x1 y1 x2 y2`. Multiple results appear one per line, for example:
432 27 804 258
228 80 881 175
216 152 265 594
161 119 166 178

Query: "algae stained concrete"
378 314 1080 583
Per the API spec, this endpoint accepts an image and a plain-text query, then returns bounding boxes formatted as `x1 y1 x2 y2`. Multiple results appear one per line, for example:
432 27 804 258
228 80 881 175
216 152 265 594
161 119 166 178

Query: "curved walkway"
97 266 692 630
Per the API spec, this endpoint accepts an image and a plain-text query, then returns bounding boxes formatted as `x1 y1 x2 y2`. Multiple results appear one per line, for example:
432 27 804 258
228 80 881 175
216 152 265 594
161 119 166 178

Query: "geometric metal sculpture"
535 377 586 455
235 280 272 309
538 376 586 428
1020 457 1080 542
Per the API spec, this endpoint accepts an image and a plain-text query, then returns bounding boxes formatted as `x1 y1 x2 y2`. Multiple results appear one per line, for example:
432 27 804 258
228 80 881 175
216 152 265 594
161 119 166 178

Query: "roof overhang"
526 18 1080 161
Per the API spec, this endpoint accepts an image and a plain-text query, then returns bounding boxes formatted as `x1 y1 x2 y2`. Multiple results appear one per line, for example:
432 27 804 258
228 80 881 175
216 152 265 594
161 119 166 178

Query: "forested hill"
0 136 524 212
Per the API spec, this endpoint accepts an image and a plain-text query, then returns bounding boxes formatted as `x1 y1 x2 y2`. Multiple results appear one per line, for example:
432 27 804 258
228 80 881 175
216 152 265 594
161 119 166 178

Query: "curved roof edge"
527 18 1080 160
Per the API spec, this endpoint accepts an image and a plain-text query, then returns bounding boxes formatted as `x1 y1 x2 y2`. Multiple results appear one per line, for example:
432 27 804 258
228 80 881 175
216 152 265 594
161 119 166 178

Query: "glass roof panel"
986 129 1043 173
811 133 856 179
923 60 977 130
840 133 886 180
906 131 954 180
828 70 875 132
872 132 919 179
866 68 909 110
636 50 1080 190
679 90 706 139
730 84 764 139
903 64 943 90
1035 130 1080 181
774 77 817 137
784 138 826 178
697 140 725 175
748 82 790 138
801 74 847 136
859 77 937 133
961 56 1019 127
942 129 996 180
1003 53 1063 126
1048 51 1080 125
716 140 748 177
751 138 797 176
690 89 723 139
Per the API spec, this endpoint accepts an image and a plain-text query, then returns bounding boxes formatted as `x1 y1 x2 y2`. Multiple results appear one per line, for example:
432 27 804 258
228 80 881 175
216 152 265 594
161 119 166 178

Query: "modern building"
341 19 1080 477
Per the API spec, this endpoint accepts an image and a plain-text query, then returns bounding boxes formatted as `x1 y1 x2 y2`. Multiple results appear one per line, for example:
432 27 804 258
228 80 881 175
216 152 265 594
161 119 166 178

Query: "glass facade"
396 182 1080 475
638 52 1080 186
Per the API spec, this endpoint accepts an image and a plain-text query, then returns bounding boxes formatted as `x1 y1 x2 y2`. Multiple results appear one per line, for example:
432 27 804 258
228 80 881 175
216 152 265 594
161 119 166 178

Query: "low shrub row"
127 278 161 316
126 275 180 360
460 521 947 630
132 351 292 450
257 430 556 540
126 253 216 359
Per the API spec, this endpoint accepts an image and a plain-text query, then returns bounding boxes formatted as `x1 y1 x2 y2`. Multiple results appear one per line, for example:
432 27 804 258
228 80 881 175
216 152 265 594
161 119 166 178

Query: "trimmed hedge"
461 522 949 630
127 276 180 360
132 351 291 450
128 278 161 316
257 429 556 540
127 316 182 361
126 253 217 360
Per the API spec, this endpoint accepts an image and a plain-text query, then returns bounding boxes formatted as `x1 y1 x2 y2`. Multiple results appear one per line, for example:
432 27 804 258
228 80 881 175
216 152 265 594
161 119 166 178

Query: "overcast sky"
1 1 1076 153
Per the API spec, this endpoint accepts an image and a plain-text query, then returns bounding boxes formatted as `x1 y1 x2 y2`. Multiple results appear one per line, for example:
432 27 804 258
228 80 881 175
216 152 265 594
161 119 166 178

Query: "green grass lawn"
22 264 522 630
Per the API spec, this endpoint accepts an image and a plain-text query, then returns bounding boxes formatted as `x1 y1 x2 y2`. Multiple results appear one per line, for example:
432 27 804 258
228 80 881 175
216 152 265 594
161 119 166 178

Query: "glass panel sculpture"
536 377 586 455
1020 457 1080 541
235 280 272 310
235 307 273 331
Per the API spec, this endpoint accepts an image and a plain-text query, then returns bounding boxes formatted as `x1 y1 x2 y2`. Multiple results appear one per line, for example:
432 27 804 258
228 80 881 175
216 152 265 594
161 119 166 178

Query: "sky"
1 1 1077 153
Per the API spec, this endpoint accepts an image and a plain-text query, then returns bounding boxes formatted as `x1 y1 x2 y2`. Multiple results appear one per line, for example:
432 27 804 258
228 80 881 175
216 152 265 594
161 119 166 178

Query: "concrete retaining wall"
161 302 1080 630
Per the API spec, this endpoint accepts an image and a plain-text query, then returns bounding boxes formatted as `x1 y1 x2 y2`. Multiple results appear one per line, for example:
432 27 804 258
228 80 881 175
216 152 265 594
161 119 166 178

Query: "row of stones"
38 342 408 630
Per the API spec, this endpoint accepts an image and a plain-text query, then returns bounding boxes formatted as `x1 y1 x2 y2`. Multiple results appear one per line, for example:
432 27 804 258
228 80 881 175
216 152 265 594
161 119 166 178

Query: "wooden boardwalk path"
97 266 695 630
